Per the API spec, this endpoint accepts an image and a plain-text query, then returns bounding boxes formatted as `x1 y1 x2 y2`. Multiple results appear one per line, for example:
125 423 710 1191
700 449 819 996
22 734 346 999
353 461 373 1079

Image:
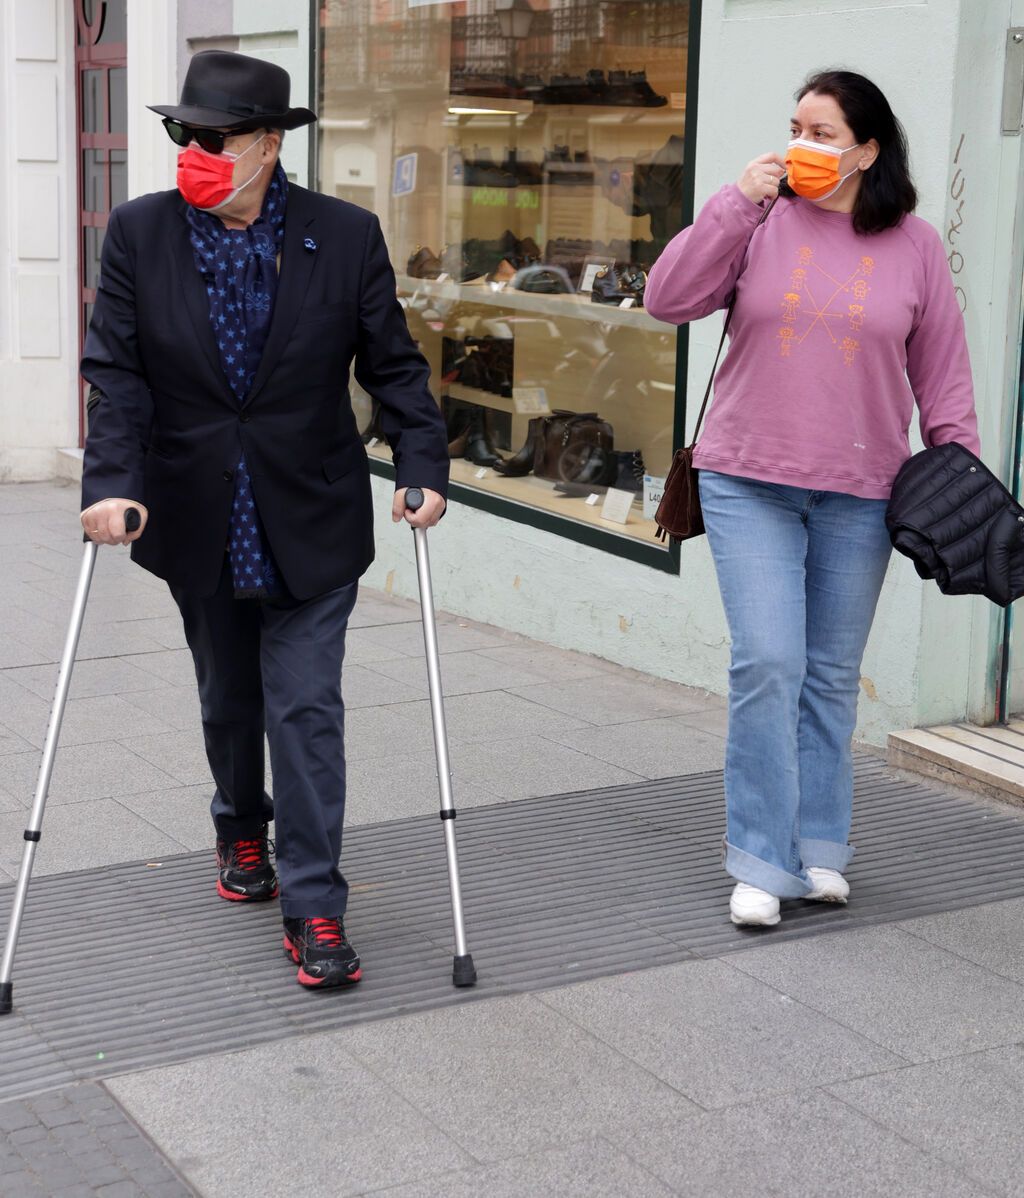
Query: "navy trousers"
170 563 358 919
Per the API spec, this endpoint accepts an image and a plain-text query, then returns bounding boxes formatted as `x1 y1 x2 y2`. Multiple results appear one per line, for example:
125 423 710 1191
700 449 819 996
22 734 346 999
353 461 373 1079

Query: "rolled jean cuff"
799 837 855 872
724 840 809 898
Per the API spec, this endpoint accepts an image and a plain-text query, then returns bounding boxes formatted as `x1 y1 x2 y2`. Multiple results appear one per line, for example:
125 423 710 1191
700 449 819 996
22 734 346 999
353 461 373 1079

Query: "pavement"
1 480 1024 1197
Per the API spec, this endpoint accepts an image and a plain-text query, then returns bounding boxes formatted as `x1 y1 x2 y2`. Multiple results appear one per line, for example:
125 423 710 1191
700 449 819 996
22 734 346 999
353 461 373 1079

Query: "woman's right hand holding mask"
738 154 786 205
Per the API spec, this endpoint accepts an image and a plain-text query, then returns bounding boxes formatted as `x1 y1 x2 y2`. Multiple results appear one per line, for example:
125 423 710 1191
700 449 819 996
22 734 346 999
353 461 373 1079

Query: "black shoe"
495 416 543 477
282 917 362 988
216 829 278 903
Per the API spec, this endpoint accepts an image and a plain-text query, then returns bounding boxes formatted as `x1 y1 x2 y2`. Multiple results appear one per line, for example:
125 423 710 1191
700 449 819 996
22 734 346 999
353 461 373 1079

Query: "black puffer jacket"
886 442 1024 607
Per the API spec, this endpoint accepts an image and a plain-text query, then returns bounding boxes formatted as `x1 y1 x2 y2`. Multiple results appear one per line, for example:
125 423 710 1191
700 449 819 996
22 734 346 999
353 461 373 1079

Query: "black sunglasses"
162 119 252 155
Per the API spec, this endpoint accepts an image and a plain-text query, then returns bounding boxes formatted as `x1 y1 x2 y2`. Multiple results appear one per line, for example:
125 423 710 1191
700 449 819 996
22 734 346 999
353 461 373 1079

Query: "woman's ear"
858 138 880 172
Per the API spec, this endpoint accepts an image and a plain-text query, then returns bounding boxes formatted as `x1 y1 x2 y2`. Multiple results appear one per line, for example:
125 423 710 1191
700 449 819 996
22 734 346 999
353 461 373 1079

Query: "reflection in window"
319 0 689 547
83 227 104 291
82 70 104 134
109 68 127 135
110 150 127 208
82 149 106 212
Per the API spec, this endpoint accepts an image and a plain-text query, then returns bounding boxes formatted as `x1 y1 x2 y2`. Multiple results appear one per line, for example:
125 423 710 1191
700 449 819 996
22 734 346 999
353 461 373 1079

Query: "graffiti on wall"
947 132 967 314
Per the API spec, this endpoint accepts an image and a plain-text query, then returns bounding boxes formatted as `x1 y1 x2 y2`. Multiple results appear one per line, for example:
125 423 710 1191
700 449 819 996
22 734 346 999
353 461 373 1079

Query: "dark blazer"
81 182 449 599
886 441 1024 608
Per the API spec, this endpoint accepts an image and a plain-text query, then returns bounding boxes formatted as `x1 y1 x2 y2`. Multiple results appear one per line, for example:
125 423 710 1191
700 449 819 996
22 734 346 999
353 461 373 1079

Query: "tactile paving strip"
2 757 1024 1101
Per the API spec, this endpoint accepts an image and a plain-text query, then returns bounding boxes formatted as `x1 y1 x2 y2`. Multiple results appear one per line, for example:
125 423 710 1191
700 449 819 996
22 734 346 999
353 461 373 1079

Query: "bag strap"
689 193 779 445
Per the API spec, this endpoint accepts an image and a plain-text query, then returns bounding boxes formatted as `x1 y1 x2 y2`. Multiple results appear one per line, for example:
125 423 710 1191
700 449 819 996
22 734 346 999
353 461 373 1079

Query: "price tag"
642 473 666 520
601 488 634 524
585 493 601 506
513 387 550 415
367 437 379 449
436 272 450 283
474 467 490 479
619 297 636 309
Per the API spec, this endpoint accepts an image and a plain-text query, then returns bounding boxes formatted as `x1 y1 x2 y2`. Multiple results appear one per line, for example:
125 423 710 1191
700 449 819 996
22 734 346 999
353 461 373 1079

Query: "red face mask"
176 135 265 211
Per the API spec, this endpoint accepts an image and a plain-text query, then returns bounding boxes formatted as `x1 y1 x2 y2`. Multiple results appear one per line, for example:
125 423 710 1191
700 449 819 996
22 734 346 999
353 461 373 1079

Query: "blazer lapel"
171 199 236 405
244 184 319 407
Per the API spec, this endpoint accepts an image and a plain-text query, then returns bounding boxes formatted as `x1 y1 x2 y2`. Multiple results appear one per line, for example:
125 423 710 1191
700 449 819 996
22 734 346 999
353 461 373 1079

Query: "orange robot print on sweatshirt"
776 246 874 366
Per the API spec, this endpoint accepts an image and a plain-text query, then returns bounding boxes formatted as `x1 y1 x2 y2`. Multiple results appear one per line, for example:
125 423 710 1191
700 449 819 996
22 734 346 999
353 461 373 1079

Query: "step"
55 446 83 482
888 721 1024 808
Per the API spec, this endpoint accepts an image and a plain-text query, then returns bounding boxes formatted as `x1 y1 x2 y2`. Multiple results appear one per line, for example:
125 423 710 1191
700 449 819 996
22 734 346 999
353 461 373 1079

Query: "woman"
644 70 979 927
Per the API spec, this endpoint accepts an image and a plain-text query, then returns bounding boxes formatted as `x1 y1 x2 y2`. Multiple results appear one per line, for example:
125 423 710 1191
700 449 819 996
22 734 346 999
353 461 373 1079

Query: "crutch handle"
81 506 141 545
404 487 425 512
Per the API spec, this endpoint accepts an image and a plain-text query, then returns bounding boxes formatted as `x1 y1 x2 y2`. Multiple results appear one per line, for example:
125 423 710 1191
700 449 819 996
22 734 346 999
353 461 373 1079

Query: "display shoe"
216 827 278 903
448 427 469 458
804 867 850 904
613 449 646 492
282 916 362 988
494 417 543 476
463 405 501 467
407 245 443 279
729 882 781 927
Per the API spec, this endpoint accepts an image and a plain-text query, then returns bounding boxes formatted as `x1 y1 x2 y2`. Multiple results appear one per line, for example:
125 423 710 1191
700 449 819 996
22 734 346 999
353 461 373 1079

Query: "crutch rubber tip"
453 954 477 987
0 982 12 1016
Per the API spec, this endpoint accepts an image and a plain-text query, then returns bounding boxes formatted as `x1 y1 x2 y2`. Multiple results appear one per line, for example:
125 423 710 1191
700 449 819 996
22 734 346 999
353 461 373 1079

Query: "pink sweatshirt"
645 184 980 499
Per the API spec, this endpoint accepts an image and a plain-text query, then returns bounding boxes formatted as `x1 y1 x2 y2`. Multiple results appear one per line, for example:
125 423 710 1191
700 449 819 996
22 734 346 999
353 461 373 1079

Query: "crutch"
404 488 476 987
0 507 141 1015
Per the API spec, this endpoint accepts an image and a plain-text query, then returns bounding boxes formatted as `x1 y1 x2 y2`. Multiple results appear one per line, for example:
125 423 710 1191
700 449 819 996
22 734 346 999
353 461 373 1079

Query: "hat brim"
148 103 317 131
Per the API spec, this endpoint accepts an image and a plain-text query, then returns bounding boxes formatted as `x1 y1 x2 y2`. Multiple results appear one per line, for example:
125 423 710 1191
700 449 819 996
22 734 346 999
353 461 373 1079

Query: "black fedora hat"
148 50 316 130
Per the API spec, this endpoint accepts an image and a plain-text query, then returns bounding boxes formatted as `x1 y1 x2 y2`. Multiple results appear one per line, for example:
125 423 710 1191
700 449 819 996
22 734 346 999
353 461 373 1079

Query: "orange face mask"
785 138 861 202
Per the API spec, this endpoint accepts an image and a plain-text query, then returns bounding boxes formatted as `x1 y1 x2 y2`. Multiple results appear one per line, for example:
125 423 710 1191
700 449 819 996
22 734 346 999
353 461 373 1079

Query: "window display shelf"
366 442 658 545
397 273 671 331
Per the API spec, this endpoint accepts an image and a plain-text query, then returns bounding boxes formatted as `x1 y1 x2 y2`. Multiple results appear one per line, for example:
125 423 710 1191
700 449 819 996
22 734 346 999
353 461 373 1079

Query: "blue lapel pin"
304 237 318 253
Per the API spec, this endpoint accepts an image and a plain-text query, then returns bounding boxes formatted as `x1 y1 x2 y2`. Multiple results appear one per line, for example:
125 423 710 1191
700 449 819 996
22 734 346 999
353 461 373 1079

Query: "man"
80 51 449 989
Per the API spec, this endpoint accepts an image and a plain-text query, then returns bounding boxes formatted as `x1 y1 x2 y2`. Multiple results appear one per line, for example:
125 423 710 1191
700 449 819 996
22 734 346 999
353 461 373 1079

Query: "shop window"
318 0 695 565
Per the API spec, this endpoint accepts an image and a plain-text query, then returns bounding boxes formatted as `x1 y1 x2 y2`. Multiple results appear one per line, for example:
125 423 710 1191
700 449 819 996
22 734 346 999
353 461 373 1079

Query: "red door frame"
74 0 127 445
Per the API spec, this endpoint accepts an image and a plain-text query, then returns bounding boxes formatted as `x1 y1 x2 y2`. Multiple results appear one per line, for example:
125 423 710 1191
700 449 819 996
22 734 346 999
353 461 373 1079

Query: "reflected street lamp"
495 0 534 41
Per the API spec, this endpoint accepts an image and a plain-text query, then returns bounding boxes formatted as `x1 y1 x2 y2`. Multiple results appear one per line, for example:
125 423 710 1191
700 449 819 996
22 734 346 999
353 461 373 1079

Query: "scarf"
186 162 287 597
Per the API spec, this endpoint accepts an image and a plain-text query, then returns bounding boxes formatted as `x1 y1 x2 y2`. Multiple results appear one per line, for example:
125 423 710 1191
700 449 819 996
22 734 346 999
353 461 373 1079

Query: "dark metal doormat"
3 757 1024 1102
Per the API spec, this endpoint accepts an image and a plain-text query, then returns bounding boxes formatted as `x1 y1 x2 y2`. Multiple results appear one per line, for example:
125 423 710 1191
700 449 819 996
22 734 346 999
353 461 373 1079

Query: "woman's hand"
737 154 786 205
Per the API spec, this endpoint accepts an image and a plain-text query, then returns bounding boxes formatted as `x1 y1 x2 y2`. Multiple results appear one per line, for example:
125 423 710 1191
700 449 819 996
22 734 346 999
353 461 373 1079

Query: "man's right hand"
80 499 149 546
737 153 786 205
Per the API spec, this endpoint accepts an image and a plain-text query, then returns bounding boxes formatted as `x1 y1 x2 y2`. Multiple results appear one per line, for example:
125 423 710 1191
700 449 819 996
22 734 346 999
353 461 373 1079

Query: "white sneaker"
729 882 781 926
804 867 850 904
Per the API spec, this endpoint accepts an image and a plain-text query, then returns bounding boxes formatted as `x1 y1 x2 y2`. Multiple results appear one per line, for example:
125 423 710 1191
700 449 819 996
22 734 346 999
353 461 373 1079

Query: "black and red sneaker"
282 917 362 988
215 829 278 902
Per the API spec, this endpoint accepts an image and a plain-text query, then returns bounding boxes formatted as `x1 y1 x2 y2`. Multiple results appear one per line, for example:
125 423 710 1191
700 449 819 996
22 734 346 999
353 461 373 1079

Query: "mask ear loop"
198 135 268 213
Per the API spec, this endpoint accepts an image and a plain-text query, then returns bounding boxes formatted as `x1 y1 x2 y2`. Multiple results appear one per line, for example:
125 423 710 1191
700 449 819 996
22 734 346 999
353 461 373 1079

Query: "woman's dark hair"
786 69 917 235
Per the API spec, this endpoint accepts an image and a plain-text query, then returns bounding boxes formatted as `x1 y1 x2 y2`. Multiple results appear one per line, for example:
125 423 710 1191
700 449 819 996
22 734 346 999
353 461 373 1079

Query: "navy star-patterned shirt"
185 163 287 597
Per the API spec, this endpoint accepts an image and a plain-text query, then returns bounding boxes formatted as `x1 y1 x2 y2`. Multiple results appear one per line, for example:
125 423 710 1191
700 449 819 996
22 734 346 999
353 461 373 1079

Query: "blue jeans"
698 470 892 897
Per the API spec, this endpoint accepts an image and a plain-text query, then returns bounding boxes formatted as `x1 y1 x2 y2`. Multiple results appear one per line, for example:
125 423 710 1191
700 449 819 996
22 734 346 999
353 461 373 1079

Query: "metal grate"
2 757 1024 1101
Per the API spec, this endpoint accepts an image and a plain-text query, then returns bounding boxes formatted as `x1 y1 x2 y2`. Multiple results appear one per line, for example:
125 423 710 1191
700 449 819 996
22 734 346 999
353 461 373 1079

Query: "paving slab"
540 957 903 1110
0 798 186 876
371 1137 675 1198
547 713 727 778
729 924 1024 1063
897 897 1024 985
339 993 701 1161
602 1090 989 1198
829 1044 1024 1195
508 673 719 726
1 741 180 806
108 1035 473 1197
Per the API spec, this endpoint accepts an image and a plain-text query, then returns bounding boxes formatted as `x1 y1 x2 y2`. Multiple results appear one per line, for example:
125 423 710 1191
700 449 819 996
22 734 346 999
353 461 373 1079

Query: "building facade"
2 0 1023 745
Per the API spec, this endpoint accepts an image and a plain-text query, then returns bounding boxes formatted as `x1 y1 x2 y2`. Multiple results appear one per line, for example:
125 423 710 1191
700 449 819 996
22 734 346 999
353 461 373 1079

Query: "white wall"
360 0 1024 744
0 0 79 481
